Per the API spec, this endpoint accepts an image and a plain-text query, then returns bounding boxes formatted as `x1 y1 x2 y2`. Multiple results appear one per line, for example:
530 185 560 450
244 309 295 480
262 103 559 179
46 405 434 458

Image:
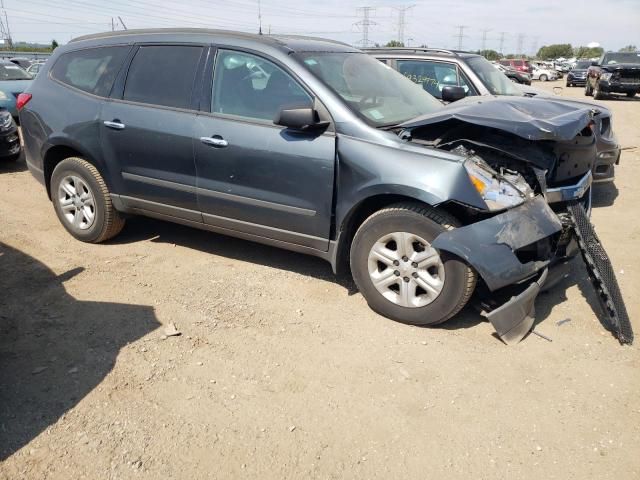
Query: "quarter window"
212 50 312 121
396 60 475 99
51 46 129 97
124 45 203 109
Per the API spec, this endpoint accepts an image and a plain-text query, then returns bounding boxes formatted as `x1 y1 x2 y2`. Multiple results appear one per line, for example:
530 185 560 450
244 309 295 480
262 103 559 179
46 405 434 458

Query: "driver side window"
396 60 475 99
212 50 312 121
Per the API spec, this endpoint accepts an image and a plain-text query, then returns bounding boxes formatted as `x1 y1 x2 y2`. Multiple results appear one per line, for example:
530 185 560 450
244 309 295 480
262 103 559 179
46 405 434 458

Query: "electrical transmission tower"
516 33 526 57
453 25 468 50
393 5 415 45
354 7 377 48
530 36 540 56
498 31 506 55
0 0 12 48
480 29 491 51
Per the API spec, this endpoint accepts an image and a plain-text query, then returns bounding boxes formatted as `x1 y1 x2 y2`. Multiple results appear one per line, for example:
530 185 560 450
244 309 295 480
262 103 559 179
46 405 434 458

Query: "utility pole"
393 5 415 45
516 33 525 57
354 7 377 48
257 0 262 35
111 17 115 31
453 25 468 51
498 31 506 55
118 16 127 30
480 29 491 52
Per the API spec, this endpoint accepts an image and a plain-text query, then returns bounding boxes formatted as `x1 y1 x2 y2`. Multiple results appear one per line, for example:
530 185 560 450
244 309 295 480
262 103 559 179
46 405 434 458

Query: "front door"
194 49 336 251
101 44 205 218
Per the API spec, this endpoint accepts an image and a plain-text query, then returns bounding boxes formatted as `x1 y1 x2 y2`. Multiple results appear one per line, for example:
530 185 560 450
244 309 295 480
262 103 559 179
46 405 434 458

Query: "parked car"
566 60 592 87
26 61 46 77
493 63 531 85
9 57 32 69
0 108 21 161
586 51 640 99
531 66 559 81
20 30 600 341
499 58 533 74
0 60 33 119
367 48 619 183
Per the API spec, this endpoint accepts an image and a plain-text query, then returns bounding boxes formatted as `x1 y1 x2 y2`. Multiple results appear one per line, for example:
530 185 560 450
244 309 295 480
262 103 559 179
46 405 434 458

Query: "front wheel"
627 91 637 98
350 203 476 326
593 83 604 100
585 81 593 96
539 74 548 82
51 157 125 243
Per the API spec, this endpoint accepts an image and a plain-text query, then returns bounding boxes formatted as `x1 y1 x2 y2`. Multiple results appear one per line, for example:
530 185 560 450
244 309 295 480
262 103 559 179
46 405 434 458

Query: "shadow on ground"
0 149 27 174
0 242 160 460
592 181 619 208
111 216 359 294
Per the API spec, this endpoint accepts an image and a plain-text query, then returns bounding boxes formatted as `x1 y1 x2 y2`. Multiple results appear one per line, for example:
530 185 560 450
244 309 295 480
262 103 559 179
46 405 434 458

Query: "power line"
453 25 468 50
354 6 376 48
0 0 12 47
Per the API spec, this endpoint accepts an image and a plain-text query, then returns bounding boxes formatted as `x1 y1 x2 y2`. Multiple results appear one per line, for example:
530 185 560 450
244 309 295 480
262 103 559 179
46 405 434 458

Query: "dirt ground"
1 80 639 479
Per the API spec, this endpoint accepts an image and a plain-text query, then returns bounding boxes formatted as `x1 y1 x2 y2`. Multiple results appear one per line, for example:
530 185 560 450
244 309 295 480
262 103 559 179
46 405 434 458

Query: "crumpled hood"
400 95 596 141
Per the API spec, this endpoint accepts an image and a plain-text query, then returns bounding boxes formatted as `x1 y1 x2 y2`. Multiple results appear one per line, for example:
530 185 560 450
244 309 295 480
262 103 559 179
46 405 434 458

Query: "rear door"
193 48 336 251
101 44 205 218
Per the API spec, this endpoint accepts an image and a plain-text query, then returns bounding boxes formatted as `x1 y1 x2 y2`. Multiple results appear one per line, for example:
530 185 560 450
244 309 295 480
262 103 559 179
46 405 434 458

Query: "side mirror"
441 85 466 102
274 107 329 131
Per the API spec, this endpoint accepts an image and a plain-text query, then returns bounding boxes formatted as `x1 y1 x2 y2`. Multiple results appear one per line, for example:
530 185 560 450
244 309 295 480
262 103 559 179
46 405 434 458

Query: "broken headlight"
464 156 533 211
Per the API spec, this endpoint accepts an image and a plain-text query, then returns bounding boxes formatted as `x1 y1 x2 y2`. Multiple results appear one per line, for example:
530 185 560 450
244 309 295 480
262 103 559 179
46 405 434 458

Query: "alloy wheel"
57 175 96 230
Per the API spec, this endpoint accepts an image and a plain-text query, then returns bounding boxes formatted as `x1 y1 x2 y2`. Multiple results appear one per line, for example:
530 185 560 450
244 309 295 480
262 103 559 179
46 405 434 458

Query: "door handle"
200 136 228 148
104 120 125 130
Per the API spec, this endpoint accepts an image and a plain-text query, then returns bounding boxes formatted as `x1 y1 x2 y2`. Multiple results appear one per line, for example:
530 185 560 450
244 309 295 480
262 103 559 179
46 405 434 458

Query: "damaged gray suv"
19 30 597 342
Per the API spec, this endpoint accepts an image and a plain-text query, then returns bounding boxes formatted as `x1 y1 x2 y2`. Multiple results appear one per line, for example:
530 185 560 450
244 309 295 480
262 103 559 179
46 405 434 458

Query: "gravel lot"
1 80 639 479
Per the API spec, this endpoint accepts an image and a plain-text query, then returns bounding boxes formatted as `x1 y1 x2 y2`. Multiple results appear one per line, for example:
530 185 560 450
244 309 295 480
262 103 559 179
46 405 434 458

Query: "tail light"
16 93 32 111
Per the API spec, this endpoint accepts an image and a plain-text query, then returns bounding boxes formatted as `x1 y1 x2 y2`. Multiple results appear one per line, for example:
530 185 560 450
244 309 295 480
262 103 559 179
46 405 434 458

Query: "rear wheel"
51 157 125 243
626 91 637 98
350 203 476 326
539 74 548 82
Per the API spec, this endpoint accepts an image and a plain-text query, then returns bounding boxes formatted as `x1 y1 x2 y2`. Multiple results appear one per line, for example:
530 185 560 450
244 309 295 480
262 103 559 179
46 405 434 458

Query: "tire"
585 81 593 96
51 157 125 243
350 202 476 326
593 83 603 100
566 82 571 87
626 91 636 98
539 74 548 82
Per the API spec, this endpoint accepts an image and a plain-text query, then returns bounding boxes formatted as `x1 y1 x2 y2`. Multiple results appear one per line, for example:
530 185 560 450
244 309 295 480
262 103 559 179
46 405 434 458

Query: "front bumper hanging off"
433 195 633 345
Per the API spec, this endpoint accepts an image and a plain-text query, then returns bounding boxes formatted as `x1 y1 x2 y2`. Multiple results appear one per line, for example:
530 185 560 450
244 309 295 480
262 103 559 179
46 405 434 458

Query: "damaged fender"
432 196 562 291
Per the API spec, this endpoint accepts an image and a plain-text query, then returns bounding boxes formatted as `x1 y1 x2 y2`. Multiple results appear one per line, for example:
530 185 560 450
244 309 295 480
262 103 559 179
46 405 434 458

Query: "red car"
499 59 533 74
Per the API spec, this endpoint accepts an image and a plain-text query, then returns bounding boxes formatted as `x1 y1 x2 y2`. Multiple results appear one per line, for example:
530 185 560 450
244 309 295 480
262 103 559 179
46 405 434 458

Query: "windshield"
574 61 591 69
466 56 522 96
601 52 640 65
0 64 32 80
295 52 442 127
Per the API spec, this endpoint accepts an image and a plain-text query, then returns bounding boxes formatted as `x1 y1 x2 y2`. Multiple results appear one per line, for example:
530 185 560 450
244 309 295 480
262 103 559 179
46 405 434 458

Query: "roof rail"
363 47 464 57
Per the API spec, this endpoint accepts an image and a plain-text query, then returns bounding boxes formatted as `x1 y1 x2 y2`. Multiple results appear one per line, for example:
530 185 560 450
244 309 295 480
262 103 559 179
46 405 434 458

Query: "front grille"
614 72 640 84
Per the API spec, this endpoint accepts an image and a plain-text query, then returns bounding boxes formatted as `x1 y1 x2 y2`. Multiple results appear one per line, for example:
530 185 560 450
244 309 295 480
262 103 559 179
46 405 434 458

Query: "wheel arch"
42 140 110 200
331 191 476 275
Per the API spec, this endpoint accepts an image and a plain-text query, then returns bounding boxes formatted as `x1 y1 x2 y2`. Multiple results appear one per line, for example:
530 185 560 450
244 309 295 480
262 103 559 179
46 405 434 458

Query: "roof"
69 28 357 53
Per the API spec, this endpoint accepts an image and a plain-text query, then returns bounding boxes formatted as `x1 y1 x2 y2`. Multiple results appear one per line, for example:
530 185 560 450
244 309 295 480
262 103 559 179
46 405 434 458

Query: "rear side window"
51 46 129 97
123 45 203 109
513 60 523 67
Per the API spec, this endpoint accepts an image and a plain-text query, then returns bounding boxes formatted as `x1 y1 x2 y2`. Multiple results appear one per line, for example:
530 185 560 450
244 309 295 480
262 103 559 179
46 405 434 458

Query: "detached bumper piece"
486 268 548 345
569 203 633 344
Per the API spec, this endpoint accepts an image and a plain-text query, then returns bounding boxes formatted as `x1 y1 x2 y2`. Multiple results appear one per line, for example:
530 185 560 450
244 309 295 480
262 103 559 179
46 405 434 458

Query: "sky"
3 0 639 53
